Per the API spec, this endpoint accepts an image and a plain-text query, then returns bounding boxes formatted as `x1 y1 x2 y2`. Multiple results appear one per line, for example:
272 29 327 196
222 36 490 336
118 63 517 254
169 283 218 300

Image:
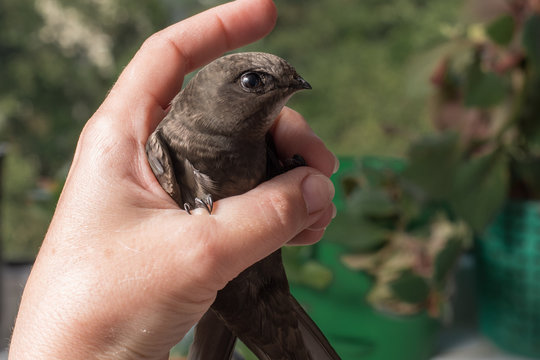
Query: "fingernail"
302 174 335 214
331 203 337 219
332 155 340 174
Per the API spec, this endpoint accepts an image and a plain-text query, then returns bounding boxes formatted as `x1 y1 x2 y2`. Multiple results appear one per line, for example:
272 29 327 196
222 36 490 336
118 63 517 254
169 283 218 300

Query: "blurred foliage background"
0 0 463 260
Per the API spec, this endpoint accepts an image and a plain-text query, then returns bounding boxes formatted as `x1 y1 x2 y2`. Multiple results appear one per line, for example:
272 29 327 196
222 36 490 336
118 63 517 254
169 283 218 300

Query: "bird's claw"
196 195 213 214
184 195 213 215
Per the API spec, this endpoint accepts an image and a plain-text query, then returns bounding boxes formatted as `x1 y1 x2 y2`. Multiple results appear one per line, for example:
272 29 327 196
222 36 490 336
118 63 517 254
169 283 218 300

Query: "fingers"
287 203 336 245
307 203 337 231
104 0 277 137
287 228 326 246
203 167 335 278
272 107 339 177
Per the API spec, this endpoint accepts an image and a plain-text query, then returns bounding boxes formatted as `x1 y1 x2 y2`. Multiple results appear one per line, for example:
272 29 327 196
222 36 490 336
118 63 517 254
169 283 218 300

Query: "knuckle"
140 31 187 67
140 31 165 51
257 186 303 237
79 119 124 165
179 221 232 289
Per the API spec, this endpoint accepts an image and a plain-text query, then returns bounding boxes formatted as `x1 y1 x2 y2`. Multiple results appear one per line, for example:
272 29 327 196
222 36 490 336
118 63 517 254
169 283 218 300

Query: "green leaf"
511 156 540 198
294 261 334 290
349 188 397 218
486 15 515 46
464 57 507 108
282 248 333 290
449 150 508 232
523 14 540 70
516 74 540 148
341 176 361 197
389 271 430 304
325 213 391 252
402 132 462 200
360 156 406 186
433 238 462 289
282 246 314 265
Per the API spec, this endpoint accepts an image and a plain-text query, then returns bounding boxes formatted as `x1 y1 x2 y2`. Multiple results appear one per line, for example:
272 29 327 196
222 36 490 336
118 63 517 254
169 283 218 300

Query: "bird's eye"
240 72 262 90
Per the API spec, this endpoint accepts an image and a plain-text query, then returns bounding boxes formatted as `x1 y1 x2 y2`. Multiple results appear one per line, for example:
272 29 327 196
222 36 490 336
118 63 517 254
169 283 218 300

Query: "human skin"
8 0 337 359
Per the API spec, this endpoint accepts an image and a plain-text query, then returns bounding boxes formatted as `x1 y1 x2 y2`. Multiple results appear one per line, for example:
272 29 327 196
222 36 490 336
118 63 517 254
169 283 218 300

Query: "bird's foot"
282 154 306 171
196 195 214 214
184 195 213 215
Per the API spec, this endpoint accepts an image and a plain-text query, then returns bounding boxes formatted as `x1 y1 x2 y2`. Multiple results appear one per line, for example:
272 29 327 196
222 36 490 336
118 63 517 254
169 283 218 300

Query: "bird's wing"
292 296 342 359
188 310 237 360
145 130 183 205
239 296 342 360
230 251 341 360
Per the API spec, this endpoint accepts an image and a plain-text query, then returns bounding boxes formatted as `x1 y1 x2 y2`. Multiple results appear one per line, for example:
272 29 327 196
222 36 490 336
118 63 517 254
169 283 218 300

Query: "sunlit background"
0 0 460 260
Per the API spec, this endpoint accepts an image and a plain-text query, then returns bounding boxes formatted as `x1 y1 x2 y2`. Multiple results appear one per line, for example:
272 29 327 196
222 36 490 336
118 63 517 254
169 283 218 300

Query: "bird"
146 52 340 360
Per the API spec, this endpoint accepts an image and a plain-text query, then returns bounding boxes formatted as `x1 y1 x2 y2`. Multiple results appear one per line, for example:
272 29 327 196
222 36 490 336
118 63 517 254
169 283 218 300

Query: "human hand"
9 1 337 359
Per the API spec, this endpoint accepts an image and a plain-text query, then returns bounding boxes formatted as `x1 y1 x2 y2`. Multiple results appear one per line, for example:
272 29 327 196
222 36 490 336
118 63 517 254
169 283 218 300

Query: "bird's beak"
292 75 312 90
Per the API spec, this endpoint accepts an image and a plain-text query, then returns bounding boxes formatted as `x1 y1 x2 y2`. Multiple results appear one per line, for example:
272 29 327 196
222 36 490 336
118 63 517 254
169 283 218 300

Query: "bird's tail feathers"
188 310 237 360
292 296 342 359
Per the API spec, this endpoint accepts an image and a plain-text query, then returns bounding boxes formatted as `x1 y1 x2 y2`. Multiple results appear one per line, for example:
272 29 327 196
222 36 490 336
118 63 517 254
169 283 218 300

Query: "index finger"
106 0 277 120
272 107 339 178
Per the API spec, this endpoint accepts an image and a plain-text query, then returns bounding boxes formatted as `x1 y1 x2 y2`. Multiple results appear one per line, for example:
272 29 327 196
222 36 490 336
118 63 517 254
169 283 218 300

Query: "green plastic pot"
477 200 540 358
290 156 439 360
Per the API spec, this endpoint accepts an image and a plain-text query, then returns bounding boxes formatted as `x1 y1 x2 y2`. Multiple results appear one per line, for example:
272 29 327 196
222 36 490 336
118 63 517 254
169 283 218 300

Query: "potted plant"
285 156 471 360
414 1 540 357
290 3 540 358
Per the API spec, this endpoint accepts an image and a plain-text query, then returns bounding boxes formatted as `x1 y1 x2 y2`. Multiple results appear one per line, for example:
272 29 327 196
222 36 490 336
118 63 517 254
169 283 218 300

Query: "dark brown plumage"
146 52 340 359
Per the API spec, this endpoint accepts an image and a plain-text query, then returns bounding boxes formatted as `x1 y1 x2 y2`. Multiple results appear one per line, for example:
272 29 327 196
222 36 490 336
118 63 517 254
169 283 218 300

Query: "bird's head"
180 52 311 137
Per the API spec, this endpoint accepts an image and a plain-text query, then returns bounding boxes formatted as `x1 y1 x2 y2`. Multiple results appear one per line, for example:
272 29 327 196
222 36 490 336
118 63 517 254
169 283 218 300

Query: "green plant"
325 1 540 319
429 1 540 208
327 158 471 318
282 246 333 290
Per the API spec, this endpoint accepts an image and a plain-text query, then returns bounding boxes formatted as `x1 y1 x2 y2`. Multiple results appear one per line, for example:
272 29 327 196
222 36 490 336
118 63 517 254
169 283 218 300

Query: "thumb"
210 167 335 276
